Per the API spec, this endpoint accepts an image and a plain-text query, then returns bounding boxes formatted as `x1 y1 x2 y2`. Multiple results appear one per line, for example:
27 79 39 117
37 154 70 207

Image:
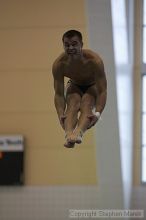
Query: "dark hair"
62 30 83 42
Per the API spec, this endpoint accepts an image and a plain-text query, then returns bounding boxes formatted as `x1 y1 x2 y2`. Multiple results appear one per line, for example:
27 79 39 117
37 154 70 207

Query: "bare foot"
64 141 75 148
69 129 83 144
64 132 75 148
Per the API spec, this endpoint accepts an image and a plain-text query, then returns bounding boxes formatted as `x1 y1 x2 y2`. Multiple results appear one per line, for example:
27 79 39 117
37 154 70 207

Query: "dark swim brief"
67 80 95 93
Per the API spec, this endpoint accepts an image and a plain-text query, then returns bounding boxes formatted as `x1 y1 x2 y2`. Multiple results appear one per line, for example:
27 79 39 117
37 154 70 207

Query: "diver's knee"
80 101 93 113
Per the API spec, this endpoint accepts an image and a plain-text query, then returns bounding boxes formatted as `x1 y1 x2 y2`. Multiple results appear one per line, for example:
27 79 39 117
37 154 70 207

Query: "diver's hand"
87 111 100 129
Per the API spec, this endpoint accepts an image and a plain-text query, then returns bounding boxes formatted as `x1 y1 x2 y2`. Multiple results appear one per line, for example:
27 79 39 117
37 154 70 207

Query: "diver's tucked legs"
69 91 96 144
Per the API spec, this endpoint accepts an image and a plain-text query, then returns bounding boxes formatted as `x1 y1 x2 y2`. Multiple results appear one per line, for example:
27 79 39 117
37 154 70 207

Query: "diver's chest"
64 63 93 79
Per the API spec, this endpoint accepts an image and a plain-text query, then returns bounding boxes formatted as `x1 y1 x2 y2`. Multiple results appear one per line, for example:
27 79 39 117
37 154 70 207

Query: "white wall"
111 0 134 209
86 0 134 211
86 0 124 210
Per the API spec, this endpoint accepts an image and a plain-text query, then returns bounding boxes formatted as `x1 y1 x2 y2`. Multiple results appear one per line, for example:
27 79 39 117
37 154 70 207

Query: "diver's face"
63 36 83 57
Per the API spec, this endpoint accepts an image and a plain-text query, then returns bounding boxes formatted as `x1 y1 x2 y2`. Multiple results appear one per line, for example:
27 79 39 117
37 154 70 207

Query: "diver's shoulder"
53 52 67 63
52 52 67 69
83 49 104 66
83 49 102 60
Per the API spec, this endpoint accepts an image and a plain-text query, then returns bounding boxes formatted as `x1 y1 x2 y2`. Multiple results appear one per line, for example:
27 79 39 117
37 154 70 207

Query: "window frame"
141 73 146 183
141 0 146 183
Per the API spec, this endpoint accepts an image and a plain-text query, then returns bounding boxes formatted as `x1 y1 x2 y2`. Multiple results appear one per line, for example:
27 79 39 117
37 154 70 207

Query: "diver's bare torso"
56 49 103 85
